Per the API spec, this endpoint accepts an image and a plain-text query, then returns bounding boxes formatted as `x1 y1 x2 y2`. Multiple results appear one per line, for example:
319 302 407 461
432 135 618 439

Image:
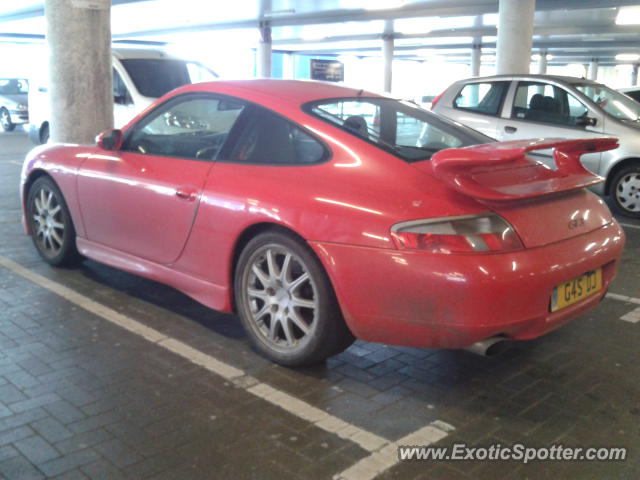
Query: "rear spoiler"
429 138 618 202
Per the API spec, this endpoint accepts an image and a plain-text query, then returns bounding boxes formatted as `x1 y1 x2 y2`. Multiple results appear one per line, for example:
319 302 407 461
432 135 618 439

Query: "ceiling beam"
110 0 638 39
0 0 154 22
272 24 640 46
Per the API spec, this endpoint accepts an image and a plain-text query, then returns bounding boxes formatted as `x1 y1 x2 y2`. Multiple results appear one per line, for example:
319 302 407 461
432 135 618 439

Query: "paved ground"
0 128 638 480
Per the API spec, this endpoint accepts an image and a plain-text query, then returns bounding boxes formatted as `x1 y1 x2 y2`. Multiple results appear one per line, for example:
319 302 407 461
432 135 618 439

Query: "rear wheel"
27 176 82 266
610 164 640 218
234 231 354 366
0 108 15 132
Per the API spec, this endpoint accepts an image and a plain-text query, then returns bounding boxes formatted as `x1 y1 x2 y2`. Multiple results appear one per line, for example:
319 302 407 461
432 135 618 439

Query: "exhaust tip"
465 336 509 356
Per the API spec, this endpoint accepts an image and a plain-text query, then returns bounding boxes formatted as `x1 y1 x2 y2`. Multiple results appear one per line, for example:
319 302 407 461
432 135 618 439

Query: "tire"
27 176 82 266
610 164 640 219
0 108 15 132
40 123 50 144
234 231 354 366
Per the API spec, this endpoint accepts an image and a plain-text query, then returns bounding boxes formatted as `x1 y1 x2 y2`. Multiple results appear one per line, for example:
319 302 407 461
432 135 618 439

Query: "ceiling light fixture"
616 6 640 25
616 53 640 61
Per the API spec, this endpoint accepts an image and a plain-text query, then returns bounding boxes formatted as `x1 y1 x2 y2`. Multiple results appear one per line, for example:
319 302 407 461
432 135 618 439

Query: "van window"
112 69 132 105
120 59 217 98
453 82 508 115
512 82 590 126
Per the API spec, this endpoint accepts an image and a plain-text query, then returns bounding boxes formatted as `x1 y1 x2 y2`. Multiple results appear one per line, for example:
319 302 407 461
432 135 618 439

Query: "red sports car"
20 80 625 366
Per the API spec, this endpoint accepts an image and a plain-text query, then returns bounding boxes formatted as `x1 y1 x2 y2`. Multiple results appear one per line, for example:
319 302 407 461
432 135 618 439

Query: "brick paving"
0 129 639 479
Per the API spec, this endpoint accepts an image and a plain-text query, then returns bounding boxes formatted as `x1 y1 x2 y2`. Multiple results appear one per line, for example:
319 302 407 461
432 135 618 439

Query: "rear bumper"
310 222 625 349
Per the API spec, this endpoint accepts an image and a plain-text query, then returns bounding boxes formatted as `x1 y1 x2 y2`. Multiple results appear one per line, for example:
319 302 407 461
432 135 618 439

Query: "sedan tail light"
391 214 524 254
429 89 446 110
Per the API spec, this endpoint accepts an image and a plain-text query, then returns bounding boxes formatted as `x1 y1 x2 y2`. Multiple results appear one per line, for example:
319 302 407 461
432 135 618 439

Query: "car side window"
112 69 132 106
228 107 325 165
512 82 589 127
123 95 245 161
453 82 509 115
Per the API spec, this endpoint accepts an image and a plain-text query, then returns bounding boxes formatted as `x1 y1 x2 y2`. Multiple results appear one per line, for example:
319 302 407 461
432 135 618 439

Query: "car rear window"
453 81 509 116
306 97 492 162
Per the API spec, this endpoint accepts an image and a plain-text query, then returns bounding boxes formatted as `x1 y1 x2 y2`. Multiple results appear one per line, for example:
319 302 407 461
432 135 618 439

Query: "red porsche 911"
20 80 625 366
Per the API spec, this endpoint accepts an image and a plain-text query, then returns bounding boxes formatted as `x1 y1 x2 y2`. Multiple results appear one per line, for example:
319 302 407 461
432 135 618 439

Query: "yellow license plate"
551 269 602 312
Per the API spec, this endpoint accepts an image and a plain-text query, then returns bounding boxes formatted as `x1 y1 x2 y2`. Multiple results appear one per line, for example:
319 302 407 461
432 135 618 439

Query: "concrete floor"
0 128 639 480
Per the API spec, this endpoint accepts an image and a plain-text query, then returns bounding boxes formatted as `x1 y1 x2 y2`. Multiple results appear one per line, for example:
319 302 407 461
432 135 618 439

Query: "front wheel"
0 108 15 132
234 231 354 366
27 176 82 266
610 164 640 218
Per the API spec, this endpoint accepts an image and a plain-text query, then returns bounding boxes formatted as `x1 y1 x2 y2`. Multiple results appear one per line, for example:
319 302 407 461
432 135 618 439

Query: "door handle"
504 125 518 133
175 188 197 201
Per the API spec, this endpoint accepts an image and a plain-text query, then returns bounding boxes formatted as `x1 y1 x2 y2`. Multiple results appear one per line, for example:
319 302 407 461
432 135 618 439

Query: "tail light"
429 89 446 110
390 213 524 254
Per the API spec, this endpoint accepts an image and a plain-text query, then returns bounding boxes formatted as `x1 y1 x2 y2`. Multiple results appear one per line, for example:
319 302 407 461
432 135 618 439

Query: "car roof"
173 79 382 107
112 47 183 60
456 74 599 87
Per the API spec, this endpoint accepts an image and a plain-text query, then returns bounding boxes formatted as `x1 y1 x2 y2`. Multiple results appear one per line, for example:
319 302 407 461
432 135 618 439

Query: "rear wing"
429 138 618 202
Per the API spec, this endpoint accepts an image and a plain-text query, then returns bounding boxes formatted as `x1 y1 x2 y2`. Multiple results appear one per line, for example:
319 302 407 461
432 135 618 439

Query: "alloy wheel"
244 245 319 352
615 172 640 213
31 187 66 258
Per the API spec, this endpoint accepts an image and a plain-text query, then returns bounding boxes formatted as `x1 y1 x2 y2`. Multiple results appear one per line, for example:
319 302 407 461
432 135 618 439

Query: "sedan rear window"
453 81 509 115
306 97 491 162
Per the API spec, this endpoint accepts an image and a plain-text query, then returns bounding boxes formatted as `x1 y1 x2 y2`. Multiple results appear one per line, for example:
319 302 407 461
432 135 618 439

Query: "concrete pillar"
382 35 394 93
496 0 535 75
45 0 112 144
632 64 639 86
588 60 598 81
257 22 272 78
537 52 548 74
470 42 481 77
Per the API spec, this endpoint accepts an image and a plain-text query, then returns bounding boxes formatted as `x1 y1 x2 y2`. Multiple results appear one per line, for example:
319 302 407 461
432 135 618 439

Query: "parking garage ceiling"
1 0 640 65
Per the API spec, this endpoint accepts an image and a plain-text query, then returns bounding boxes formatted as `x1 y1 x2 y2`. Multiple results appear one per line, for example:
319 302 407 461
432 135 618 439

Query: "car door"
442 81 510 138
497 81 604 173
76 93 246 265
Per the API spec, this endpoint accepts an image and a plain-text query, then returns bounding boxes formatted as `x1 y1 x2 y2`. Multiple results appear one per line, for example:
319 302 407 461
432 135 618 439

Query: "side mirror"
96 129 123 150
577 116 597 127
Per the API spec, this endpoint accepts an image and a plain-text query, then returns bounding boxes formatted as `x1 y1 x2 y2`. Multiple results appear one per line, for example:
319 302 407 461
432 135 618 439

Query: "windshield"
120 59 217 98
306 97 492 162
574 83 640 121
0 79 28 95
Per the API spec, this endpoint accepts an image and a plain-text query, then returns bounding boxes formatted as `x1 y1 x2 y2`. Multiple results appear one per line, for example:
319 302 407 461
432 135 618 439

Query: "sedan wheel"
611 165 640 218
0 108 15 132
27 177 81 266
235 232 353 366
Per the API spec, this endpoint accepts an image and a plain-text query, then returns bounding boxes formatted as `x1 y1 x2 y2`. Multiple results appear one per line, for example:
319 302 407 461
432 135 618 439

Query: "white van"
28 48 217 144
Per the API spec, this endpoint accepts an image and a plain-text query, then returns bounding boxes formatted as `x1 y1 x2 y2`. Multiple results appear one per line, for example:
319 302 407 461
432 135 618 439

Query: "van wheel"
611 164 640 218
234 231 354 366
40 123 50 144
0 108 15 132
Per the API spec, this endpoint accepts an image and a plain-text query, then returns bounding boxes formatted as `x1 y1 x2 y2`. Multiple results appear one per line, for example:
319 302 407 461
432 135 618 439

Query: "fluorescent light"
616 53 640 61
365 0 407 10
616 6 640 25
